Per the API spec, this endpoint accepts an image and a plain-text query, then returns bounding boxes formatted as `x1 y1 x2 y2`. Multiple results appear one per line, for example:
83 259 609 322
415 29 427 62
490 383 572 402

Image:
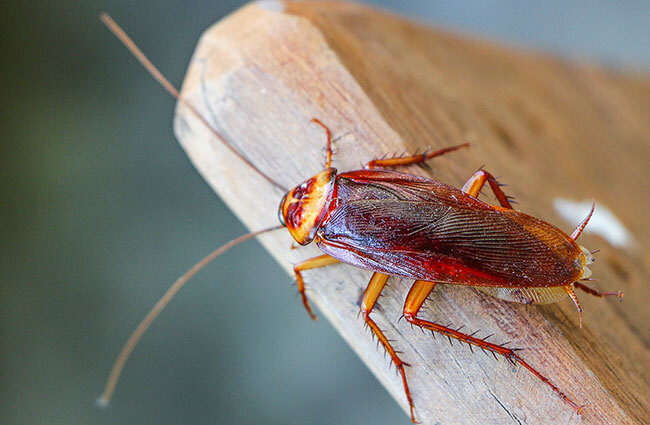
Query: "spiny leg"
565 282 624 328
564 285 583 328
310 118 333 169
574 282 623 299
361 272 417 423
364 143 470 169
403 280 581 412
461 169 514 209
293 254 340 320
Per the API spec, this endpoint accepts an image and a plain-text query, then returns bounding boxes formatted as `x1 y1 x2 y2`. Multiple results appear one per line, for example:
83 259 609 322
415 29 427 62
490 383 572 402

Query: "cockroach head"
278 168 337 245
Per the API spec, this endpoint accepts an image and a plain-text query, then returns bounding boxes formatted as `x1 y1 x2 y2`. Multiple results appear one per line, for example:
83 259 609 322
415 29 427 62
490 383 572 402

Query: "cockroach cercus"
99 14 623 424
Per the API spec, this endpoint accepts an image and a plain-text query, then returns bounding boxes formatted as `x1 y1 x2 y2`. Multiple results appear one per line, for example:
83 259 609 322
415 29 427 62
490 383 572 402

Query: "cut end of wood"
173 1 649 424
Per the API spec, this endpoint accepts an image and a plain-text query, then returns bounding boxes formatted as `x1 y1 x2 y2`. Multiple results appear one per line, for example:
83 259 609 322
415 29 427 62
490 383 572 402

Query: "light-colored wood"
173 1 649 424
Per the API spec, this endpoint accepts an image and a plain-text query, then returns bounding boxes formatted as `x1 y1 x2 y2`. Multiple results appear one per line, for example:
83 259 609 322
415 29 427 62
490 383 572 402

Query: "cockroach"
98 14 623 423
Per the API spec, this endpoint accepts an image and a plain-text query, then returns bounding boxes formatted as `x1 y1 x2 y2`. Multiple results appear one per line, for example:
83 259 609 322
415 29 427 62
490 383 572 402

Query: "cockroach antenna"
99 13 287 192
98 13 286 406
97 225 282 407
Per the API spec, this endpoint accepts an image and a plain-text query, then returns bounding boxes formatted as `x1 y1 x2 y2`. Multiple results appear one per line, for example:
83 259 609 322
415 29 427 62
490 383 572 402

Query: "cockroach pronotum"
98 14 624 423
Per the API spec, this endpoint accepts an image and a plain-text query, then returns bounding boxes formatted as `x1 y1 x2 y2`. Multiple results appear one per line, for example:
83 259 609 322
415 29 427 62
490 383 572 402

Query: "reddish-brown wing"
316 170 582 288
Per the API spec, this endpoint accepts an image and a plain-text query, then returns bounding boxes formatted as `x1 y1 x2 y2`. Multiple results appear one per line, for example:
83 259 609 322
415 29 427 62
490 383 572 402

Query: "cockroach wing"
317 170 583 288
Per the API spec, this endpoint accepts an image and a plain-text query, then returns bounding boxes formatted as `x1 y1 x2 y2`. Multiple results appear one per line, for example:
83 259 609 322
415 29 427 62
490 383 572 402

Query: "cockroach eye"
278 193 288 227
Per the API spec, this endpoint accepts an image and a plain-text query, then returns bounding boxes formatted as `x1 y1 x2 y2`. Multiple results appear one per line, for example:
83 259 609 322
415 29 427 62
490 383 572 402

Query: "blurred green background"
1 1 647 425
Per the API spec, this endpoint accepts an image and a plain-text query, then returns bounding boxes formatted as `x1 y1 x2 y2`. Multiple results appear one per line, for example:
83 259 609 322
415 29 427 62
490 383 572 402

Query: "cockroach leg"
403 280 581 412
310 118 333 169
361 272 417 423
461 169 513 209
574 282 623 299
363 143 470 169
293 254 340 320
564 285 583 328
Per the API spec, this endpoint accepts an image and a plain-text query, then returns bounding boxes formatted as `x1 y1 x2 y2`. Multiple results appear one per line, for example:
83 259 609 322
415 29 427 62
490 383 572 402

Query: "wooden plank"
174 2 649 424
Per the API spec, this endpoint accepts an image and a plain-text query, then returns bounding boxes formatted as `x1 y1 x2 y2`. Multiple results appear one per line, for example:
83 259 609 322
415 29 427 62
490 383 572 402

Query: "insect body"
100 15 622 424
283 166 593 289
278 120 616 422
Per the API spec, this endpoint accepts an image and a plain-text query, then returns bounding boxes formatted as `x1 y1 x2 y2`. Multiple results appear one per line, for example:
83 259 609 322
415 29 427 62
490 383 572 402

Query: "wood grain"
173 2 649 424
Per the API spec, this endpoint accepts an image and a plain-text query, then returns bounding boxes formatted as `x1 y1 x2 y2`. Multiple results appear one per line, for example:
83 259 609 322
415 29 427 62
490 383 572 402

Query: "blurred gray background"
1 1 648 425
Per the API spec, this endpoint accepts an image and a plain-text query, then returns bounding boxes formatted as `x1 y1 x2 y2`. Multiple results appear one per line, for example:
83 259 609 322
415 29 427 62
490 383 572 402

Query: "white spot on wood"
553 198 635 249
256 0 285 13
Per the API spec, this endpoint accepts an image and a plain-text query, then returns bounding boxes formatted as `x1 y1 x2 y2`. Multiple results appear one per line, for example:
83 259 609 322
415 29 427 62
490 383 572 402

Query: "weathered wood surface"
174 1 649 424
